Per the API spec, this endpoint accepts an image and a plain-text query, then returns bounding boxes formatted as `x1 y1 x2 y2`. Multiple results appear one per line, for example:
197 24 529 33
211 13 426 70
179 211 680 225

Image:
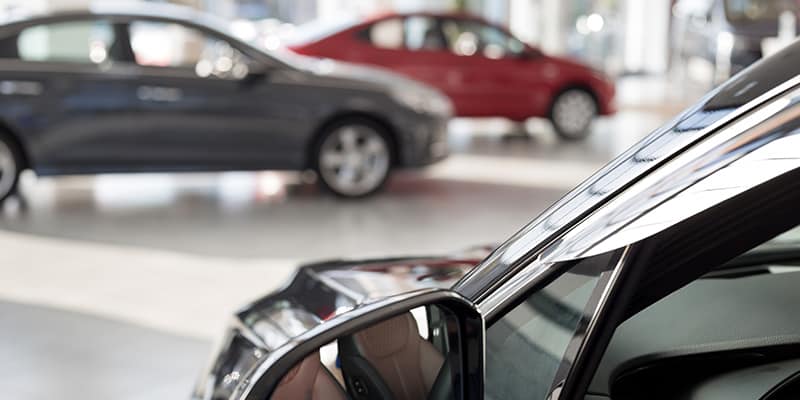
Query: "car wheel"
0 133 21 203
550 89 598 141
314 119 392 198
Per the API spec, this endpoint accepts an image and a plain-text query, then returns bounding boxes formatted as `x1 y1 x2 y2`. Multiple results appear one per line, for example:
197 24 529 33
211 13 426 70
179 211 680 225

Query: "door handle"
0 80 43 96
137 85 182 102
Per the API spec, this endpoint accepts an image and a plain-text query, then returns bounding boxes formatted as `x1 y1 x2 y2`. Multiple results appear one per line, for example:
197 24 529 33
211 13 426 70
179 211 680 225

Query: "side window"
17 20 115 64
128 20 251 79
367 18 403 49
484 252 620 400
441 19 525 59
405 16 446 51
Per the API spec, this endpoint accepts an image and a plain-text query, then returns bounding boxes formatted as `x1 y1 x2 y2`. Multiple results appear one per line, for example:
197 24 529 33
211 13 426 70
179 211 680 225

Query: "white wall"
622 0 670 73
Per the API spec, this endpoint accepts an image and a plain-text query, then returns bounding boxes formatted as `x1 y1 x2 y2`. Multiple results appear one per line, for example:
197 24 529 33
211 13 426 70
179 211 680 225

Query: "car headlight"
392 87 453 116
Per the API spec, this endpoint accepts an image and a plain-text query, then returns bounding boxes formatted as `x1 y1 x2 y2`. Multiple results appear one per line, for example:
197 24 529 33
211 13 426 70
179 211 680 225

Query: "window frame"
481 248 629 400
439 17 527 59
11 17 120 65
125 17 258 80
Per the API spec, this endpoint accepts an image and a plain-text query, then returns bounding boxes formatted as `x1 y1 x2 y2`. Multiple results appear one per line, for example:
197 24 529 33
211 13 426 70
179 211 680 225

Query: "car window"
128 20 251 79
367 17 404 49
405 16 446 51
16 19 116 64
484 252 620 400
441 18 526 58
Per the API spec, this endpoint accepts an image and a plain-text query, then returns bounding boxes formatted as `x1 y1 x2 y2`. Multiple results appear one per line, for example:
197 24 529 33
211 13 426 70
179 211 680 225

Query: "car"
193 37 800 400
0 4 452 200
285 12 616 140
673 0 799 84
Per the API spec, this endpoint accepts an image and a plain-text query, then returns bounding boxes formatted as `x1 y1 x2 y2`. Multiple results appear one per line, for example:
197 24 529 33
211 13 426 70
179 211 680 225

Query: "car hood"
192 248 489 400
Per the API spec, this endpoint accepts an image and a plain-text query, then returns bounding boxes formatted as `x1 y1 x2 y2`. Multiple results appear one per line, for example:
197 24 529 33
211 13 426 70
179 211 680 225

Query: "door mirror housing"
236 289 485 400
239 64 270 85
517 47 543 60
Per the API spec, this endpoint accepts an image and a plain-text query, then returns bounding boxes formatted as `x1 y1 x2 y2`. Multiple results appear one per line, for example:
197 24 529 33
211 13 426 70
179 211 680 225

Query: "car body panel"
0 7 450 177
287 12 615 120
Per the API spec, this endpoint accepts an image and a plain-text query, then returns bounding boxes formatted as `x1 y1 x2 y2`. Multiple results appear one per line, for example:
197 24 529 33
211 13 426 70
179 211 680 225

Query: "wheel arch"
0 119 31 169
547 82 601 119
306 111 400 169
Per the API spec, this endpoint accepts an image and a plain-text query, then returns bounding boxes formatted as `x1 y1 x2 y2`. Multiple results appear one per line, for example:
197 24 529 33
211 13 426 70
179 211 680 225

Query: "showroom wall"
0 0 672 75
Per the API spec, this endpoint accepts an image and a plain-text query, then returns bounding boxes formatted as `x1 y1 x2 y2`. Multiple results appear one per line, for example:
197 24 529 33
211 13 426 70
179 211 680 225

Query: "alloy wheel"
317 124 390 197
552 89 597 140
0 139 17 200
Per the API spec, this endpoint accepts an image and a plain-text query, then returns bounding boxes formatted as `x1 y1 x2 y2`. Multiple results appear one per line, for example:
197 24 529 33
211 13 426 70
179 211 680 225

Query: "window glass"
368 18 403 49
485 253 619 400
441 19 525 58
17 20 114 64
129 21 251 79
405 16 446 51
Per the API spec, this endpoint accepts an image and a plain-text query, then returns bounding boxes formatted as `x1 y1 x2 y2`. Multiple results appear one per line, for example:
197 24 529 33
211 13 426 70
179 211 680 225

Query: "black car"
195 37 800 400
0 4 451 199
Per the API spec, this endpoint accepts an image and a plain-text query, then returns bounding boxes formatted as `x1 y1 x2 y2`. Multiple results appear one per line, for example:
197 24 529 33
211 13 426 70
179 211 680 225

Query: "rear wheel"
0 133 21 203
550 89 598 141
314 119 392 198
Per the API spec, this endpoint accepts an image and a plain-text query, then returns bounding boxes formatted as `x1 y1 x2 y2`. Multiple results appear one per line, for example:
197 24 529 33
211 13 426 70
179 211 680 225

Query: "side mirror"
239 66 270 86
518 47 542 60
236 290 485 400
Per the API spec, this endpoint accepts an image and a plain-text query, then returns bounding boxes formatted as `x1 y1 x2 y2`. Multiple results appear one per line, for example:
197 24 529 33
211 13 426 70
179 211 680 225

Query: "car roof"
364 10 491 22
455 38 800 301
0 3 231 35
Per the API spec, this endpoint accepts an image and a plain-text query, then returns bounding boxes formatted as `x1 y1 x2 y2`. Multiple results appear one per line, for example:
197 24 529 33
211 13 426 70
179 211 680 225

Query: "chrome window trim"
458 73 800 302
478 247 628 321
551 246 631 400
547 84 800 261
477 255 557 319
478 246 631 398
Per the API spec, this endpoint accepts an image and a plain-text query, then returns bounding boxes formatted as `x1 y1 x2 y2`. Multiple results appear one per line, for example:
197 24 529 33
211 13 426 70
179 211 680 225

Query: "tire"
549 88 598 141
0 132 21 203
313 118 393 198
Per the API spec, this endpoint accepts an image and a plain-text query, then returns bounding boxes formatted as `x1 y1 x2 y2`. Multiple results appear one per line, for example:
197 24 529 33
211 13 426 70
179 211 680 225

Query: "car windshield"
724 0 800 23
484 251 622 400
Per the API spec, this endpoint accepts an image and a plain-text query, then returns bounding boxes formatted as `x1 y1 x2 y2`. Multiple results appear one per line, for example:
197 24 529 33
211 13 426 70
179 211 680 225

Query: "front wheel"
314 119 392 198
0 133 21 203
549 89 598 141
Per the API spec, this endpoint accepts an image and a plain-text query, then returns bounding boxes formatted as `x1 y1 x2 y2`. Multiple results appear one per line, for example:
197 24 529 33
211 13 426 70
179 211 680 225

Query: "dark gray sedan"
0 4 452 199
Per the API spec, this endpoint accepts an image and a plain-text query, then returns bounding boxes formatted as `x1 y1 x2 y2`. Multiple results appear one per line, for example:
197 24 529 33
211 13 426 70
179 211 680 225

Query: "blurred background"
0 0 796 399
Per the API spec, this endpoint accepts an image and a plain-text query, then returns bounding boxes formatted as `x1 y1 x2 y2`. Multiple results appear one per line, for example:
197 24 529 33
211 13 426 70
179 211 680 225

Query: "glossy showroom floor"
0 77 701 400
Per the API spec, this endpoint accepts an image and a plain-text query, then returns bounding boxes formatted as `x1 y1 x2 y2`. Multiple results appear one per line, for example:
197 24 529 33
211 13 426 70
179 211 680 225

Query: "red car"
287 12 616 140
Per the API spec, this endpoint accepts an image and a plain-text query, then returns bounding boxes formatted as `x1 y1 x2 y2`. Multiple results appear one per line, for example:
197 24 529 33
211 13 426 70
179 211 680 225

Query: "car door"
5 17 145 173
437 17 546 120
123 18 287 170
477 67 800 399
347 16 456 103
